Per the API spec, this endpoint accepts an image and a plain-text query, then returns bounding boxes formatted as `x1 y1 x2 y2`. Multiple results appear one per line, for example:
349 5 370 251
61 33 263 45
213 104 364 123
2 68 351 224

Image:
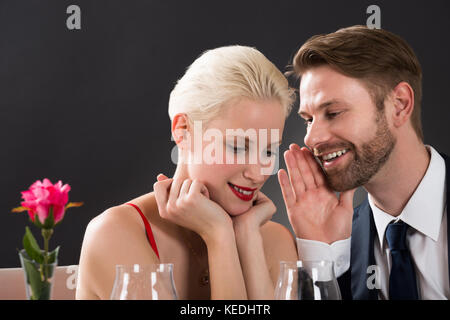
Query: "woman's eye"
228 145 246 153
265 149 278 157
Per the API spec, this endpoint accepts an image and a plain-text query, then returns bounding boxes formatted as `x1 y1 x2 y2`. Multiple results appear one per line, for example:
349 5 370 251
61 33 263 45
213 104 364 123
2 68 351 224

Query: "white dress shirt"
297 145 449 300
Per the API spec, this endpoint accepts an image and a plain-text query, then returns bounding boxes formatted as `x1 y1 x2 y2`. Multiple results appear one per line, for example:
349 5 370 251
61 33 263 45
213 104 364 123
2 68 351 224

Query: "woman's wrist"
200 220 235 248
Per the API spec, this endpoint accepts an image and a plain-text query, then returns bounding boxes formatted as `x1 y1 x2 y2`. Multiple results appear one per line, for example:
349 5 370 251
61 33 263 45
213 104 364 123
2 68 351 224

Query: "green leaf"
47 246 59 264
23 227 44 264
43 206 55 229
21 257 43 300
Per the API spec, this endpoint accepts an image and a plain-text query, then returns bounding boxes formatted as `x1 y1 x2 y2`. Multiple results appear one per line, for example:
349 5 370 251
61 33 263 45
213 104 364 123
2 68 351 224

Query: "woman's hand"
278 144 356 244
232 191 276 234
153 174 233 243
154 174 247 299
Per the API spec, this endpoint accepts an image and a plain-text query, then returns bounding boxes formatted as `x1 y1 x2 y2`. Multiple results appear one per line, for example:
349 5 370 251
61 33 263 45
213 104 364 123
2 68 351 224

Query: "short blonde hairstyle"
168 45 295 124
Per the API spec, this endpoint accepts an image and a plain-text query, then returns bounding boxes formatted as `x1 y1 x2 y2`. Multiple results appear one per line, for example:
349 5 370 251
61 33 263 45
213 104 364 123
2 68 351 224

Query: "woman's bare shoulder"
77 195 160 299
86 192 157 236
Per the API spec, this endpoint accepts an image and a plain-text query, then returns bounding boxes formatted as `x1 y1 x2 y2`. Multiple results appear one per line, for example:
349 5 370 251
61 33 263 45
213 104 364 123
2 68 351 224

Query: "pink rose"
20 178 71 225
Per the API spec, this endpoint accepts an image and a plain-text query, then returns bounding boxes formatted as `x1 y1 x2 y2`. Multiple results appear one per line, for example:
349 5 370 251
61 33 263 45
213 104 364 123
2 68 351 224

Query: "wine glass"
274 260 341 300
110 264 178 300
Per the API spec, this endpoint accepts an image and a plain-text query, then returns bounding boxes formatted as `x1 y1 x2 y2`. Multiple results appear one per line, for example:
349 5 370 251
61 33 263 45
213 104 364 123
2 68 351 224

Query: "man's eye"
327 112 341 119
304 118 312 126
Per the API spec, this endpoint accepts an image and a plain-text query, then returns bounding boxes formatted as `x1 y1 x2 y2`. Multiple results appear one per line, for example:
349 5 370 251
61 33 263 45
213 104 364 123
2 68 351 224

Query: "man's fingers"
284 150 306 196
157 173 169 181
301 147 326 187
277 169 296 208
290 144 317 190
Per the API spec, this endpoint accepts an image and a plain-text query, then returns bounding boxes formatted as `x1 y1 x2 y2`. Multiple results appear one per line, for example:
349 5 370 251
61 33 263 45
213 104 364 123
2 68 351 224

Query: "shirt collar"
369 145 446 250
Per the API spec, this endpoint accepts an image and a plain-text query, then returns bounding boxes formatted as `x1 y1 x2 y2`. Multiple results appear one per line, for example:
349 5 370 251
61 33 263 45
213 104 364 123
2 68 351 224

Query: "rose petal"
35 204 49 224
42 178 53 187
21 190 36 201
53 205 65 223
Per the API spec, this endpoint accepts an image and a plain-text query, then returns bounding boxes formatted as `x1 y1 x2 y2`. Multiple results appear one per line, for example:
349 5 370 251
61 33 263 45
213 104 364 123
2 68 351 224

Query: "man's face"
299 65 396 191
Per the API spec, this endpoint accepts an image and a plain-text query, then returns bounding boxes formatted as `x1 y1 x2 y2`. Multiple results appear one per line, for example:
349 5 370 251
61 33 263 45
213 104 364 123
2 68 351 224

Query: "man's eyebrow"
298 99 341 118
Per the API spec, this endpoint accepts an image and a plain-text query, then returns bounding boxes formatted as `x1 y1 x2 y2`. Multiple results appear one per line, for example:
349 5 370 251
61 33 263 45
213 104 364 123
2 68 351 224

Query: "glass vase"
18 249 58 300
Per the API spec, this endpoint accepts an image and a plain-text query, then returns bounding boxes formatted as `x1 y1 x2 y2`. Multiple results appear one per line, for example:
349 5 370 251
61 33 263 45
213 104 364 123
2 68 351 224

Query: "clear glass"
19 249 57 300
110 264 178 300
274 260 341 300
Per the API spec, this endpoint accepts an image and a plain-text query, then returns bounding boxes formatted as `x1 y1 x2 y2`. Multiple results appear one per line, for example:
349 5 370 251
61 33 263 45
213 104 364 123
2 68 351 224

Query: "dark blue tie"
385 220 419 300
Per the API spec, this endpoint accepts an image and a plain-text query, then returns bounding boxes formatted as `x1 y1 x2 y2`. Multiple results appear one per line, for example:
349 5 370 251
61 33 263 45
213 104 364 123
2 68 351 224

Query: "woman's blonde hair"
168 45 295 124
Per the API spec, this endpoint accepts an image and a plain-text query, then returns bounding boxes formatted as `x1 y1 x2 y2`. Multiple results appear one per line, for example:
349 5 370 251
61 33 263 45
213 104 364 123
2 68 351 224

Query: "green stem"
41 228 53 280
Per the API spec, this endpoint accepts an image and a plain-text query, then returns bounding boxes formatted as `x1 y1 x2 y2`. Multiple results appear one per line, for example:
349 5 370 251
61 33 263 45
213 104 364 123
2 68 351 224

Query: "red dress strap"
125 203 160 259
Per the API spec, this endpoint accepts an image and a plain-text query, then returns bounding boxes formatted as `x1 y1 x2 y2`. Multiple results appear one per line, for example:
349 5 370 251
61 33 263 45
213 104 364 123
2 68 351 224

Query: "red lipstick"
228 183 256 201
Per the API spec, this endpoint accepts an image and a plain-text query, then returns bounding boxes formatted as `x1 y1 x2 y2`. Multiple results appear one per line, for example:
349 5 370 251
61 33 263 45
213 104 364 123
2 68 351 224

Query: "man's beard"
323 111 396 192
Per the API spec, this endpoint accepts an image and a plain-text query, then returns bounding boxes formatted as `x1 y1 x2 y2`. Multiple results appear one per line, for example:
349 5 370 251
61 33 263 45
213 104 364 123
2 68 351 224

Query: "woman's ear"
390 81 415 128
171 113 190 148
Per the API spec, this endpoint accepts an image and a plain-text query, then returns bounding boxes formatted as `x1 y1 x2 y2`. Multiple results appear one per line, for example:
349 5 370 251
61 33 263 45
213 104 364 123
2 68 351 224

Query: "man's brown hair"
292 25 423 141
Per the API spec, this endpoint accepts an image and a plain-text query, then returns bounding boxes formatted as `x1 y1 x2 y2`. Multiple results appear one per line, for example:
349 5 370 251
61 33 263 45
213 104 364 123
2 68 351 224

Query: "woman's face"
184 98 286 216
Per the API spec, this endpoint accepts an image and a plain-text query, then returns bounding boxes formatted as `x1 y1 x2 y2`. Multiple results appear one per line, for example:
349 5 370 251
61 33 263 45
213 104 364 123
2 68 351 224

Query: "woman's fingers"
284 149 306 196
189 179 209 198
179 179 192 197
153 178 173 214
168 178 184 205
277 169 296 208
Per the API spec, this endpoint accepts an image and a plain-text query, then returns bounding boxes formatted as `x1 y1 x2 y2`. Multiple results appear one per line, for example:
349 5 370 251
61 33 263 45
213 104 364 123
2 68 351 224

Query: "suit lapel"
351 199 379 299
439 153 450 287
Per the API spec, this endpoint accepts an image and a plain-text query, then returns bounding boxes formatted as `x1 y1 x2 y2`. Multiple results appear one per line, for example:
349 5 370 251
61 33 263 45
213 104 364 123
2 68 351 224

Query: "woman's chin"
223 203 252 217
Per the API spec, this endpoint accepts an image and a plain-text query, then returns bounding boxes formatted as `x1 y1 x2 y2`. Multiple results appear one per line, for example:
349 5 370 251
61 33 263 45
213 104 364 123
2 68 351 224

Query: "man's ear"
171 113 190 148
390 81 415 128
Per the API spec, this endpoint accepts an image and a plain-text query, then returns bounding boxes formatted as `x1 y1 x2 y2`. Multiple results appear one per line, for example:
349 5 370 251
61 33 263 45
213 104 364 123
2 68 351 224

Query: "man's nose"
304 119 332 149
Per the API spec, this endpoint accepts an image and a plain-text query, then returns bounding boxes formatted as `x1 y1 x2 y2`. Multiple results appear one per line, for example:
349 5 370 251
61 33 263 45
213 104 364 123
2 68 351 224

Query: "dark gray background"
1 0 449 268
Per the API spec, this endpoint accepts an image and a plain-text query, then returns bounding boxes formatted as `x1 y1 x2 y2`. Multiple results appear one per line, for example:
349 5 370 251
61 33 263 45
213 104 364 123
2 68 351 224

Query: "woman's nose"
243 163 265 184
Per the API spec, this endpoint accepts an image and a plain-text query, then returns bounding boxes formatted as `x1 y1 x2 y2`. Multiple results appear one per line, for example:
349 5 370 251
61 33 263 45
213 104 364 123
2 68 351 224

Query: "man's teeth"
232 185 253 195
322 149 347 161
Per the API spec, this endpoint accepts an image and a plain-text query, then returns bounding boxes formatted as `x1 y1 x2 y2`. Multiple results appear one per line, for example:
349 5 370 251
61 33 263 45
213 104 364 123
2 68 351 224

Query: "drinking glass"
274 260 341 300
110 264 178 300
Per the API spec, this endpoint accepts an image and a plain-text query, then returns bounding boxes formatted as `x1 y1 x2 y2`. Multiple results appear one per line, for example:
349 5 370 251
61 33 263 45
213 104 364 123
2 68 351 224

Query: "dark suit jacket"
338 153 450 300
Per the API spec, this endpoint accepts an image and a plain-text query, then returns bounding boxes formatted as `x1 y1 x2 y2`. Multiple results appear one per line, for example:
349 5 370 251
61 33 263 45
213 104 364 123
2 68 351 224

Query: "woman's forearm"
234 225 275 299
203 226 248 300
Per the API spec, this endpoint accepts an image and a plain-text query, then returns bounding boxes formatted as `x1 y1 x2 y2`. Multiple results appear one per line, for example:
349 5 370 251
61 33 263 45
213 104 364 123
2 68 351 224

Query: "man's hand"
277 144 355 244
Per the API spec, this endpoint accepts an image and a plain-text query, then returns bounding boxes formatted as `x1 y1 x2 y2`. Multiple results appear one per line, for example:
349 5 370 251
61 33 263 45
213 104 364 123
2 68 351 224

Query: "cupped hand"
232 191 276 233
153 174 233 242
277 144 355 244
